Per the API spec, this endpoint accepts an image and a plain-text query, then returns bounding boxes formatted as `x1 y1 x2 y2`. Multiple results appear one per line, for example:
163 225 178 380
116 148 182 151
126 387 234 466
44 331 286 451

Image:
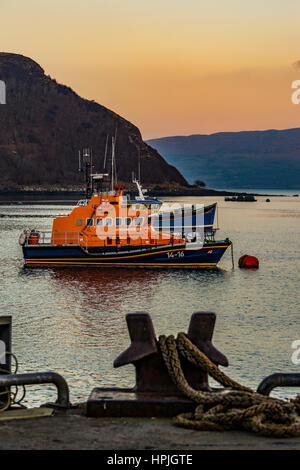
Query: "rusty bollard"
87 312 228 418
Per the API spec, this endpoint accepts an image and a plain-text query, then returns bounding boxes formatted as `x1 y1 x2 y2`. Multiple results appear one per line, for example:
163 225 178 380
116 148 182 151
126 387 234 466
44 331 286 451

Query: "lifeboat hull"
22 241 230 268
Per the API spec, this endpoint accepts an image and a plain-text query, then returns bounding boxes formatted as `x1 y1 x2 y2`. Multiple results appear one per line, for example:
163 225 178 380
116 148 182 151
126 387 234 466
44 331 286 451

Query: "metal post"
170 212 174 234
87 312 229 418
257 373 300 396
0 372 70 408
0 317 11 405
0 316 11 373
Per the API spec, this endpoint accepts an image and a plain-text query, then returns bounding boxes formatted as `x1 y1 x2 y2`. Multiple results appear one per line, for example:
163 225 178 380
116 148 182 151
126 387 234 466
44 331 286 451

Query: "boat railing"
204 228 218 242
24 230 176 248
25 231 89 248
76 199 89 207
24 228 218 248
24 230 52 245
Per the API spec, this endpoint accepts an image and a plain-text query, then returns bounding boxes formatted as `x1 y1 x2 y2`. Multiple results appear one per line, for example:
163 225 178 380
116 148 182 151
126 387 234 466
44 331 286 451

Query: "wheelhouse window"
115 217 122 227
86 218 94 227
96 218 103 226
134 217 144 227
125 217 132 226
105 217 113 226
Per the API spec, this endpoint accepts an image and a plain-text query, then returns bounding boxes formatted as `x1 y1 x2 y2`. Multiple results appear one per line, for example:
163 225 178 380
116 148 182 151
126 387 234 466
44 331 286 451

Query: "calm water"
0 195 299 405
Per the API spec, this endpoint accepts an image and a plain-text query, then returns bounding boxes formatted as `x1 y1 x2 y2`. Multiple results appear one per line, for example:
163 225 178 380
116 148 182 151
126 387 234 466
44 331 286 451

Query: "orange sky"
1 0 300 138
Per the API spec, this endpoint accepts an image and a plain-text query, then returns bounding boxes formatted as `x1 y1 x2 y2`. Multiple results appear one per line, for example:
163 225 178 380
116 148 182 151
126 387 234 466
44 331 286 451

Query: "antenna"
111 136 115 192
90 148 93 181
103 134 108 170
114 126 118 185
110 127 118 192
138 148 141 182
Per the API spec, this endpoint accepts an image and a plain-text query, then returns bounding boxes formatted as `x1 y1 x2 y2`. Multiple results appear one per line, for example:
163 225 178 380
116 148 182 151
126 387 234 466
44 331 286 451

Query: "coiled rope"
159 333 300 437
0 352 26 412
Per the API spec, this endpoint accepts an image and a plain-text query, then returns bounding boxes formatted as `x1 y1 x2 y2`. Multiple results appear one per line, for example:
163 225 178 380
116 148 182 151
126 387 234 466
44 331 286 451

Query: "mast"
78 148 93 199
79 147 109 197
111 136 115 192
110 133 118 192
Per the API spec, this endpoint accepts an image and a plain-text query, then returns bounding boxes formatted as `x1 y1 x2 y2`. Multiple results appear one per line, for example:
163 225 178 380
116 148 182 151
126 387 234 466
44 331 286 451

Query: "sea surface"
0 194 299 406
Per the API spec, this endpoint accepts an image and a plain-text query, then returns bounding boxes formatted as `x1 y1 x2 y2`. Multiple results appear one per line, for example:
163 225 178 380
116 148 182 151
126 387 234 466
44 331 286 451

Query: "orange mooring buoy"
238 255 259 269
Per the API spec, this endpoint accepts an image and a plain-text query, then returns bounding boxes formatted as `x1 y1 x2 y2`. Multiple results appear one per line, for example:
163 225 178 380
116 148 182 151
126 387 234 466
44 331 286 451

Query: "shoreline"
0 188 294 205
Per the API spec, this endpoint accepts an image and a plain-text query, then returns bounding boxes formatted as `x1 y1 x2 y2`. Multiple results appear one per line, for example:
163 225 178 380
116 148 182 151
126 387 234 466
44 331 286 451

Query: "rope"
159 333 300 437
0 352 26 412
231 241 234 269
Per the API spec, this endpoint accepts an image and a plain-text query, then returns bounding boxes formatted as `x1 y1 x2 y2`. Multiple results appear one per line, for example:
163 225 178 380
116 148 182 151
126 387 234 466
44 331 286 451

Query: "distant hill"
0 53 188 190
147 129 300 189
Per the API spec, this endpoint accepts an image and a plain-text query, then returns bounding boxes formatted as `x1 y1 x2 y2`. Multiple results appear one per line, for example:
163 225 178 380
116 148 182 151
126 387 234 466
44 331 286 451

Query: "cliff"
0 53 188 191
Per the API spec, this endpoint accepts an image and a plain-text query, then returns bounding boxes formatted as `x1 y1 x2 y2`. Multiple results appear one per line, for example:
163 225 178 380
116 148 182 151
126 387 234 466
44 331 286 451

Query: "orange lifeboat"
20 148 232 268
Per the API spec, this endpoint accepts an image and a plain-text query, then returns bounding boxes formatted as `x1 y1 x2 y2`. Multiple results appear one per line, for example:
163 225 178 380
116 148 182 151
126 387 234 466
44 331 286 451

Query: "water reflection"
1 197 299 404
18 265 227 339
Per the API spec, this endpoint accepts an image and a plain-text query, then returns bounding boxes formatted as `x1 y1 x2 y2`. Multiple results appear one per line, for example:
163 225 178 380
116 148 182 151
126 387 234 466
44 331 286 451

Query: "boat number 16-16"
167 251 184 258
